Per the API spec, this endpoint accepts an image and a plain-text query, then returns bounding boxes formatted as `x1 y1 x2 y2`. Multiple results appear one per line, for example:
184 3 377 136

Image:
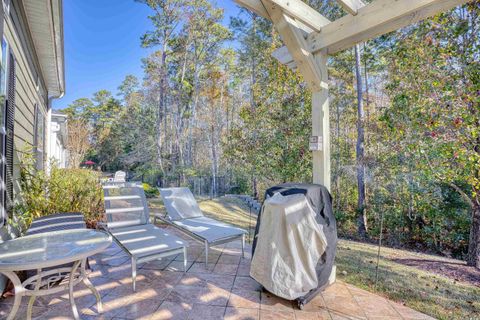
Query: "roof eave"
22 0 65 99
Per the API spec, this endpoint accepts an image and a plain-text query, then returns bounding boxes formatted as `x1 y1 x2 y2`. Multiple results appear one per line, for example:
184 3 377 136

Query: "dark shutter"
5 52 15 215
33 103 38 166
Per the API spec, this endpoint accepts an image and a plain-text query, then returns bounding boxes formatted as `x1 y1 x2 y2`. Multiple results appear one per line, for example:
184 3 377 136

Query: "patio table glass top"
0 229 112 271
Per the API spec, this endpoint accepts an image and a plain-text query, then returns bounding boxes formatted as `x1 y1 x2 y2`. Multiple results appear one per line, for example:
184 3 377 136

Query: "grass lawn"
149 196 480 320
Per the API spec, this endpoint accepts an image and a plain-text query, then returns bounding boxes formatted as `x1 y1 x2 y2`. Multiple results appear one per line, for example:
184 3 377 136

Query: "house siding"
4 0 49 197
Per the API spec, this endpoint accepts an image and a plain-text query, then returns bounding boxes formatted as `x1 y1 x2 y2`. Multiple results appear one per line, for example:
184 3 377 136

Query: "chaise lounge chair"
113 170 126 182
158 187 247 267
102 183 188 291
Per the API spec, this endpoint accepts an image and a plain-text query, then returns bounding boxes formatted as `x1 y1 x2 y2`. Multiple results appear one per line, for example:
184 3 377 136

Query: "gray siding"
4 0 48 197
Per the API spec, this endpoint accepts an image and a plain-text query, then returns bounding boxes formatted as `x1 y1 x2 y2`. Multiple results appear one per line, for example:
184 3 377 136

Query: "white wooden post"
312 52 330 191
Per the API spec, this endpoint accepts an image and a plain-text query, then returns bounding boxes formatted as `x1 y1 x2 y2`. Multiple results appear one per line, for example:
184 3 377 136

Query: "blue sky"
52 0 243 109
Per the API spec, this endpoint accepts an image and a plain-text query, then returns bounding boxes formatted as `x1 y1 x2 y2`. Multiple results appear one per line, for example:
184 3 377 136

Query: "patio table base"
1 258 102 320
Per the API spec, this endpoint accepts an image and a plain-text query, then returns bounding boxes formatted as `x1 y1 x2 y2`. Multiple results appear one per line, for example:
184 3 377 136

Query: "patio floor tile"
259 309 295 320
236 263 251 277
353 295 399 318
301 295 327 311
165 285 205 305
150 301 192 320
188 262 215 274
233 276 262 292
187 304 226 320
180 273 235 290
259 291 294 312
0 303 49 320
228 289 260 309
165 260 194 272
224 307 259 320
212 263 238 276
198 284 231 307
323 296 367 320
141 259 172 270
294 310 325 320
117 298 164 319
218 254 241 265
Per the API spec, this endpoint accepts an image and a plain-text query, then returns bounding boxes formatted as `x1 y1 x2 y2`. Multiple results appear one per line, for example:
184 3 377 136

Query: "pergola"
233 0 469 191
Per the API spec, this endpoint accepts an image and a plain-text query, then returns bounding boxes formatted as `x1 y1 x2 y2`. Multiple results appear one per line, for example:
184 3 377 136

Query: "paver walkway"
0 226 434 319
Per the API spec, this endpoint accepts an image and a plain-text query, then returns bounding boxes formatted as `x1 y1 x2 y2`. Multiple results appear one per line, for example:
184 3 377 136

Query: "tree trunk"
252 176 258 199
250 13 258 200
334 85 342 212
211 130 217 199
188 64 200 167
467 202 480 268
156 46 168 175
354 44 368 238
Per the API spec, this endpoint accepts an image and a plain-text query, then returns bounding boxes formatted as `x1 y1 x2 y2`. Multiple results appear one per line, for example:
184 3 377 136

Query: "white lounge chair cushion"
173 217 246 243
160 187 204 221
110 224 187 259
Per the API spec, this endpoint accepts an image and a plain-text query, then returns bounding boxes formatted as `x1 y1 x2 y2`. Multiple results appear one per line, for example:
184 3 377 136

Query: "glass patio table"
0 229 112 320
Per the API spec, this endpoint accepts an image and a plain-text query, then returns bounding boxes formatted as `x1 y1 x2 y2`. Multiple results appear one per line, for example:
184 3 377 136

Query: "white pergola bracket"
263 3 326 91
272 46 296 70
336 0 365 15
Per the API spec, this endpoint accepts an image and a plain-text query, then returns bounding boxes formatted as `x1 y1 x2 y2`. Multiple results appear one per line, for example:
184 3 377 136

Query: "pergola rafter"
233 0 471 191
266 0 331 32
336 0 365 15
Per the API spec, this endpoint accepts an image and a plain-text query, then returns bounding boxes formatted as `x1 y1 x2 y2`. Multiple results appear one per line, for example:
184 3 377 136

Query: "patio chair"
26 212 86 235
158 187 247 267
113 171 126 182
102 183 188 291
25 212 89 283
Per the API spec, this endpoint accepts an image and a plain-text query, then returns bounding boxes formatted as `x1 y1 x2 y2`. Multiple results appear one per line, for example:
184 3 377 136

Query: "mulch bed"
392 258 480 287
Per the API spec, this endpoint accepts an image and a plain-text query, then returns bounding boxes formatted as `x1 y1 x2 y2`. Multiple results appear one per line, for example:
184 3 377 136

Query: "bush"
143 183 159 198
14 153 104 231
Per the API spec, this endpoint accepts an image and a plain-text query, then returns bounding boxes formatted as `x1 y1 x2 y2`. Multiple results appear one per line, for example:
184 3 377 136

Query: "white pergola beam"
336 0 365 15
234 0 315 33
308 0 470 54
266 0 330 32
233 0 270 19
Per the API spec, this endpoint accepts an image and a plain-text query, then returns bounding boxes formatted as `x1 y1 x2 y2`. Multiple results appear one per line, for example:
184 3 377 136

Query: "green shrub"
14 153 104 232
142 183 159 198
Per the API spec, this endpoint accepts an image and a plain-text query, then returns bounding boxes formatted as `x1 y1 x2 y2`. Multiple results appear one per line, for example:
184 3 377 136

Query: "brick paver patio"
0 226 434 319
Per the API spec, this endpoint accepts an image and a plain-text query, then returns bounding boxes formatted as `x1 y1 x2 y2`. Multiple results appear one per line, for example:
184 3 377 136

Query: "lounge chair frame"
102 183 187 291
157 187 246 267
155 215 245 266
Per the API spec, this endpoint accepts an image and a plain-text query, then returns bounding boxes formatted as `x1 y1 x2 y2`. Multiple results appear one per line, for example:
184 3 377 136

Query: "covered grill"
250 183 337 309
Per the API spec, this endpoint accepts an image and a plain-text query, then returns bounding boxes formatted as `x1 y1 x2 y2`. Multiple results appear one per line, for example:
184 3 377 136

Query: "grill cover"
250 193 327 299
252 183 337 308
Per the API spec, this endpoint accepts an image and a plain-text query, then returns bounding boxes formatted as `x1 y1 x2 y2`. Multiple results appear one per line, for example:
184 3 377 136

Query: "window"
0 38 7 227
34 104 45 170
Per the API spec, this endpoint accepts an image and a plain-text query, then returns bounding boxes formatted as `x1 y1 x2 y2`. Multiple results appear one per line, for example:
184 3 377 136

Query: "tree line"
60 0 480 268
